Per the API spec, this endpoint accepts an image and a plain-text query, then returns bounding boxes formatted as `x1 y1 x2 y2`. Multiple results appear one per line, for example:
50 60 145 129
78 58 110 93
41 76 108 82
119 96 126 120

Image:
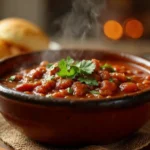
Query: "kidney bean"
100 71 110 80
120 82 138 93
28 68 45 79
36 67 46 74
100 80 117 92
43 80 56 90
110 73 126 82
16 83 35 92
99 89 113 96
35 80 56 94
131 75 144 82
34 86 48 94
113 65 126 73
52 90 68 98
92 59 101 72
50 67 59 75
56 78 73 89
72 82 88 97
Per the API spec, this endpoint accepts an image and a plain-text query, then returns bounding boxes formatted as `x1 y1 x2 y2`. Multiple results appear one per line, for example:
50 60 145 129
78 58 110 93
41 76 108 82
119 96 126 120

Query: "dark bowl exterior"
0 49 150 146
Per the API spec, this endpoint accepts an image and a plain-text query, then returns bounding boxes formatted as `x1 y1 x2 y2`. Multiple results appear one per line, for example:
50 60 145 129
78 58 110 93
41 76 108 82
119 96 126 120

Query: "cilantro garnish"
78 77 99 86
47 64 56 71
101 64 115 72
47 63 53 68
66 56 74 69
67 87 73 94
76 60 96 74
90 90 100 95
109 78 114 82
9 76 16 82
57 59 78 78
57 57 96 79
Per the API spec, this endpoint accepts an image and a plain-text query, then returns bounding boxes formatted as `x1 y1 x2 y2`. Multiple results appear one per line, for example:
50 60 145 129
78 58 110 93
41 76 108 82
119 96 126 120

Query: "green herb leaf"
57 57 96 78
67 87 73 94
47 63 53 68
78 77 99 86
90 90 100 95
109 78 114 82
66 56 74 68
76 60 95 74
101 64 115 72
57 59 78 78
9 75 16 82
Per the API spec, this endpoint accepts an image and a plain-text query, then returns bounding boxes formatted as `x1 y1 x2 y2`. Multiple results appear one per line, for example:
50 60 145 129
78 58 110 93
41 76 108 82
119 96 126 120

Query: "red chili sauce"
1 57 150 99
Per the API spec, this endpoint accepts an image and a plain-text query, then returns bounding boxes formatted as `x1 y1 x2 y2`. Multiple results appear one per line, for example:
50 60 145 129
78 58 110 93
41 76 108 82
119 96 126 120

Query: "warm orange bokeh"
104 20 123 40
124 19 144 39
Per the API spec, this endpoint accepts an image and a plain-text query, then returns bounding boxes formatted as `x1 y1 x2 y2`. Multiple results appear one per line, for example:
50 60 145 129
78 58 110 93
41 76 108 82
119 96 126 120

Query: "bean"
100 71 110 80
16 83 35 92
92 59 101 72
72 82 88 97
52 90 68 98
101 80 117 92
56 79 73 90
120 82 138 93
110 73 126 82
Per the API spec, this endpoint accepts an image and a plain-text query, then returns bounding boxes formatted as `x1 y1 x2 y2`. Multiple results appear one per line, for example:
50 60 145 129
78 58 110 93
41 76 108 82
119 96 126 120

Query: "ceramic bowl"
0 49 150 146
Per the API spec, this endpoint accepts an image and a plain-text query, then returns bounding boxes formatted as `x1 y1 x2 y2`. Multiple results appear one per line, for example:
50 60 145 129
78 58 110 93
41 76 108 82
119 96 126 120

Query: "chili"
0 57 150 100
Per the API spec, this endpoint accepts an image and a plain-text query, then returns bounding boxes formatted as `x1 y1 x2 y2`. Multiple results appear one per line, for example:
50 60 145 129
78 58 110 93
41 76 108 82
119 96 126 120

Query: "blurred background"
0 0 150 57
0 0 71 36
1 0 150 39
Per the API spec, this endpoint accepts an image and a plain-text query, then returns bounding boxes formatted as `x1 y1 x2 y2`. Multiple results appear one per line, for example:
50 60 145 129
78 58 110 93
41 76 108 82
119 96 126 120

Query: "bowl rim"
0 49 150 109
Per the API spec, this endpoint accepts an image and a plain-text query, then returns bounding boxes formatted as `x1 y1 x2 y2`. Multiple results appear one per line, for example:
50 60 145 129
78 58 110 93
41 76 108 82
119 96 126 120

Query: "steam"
60 0 106 40
50 0 106 59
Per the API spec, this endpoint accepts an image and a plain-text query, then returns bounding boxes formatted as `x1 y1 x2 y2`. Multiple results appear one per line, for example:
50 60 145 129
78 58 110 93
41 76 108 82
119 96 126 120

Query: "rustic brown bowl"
0 49 150 146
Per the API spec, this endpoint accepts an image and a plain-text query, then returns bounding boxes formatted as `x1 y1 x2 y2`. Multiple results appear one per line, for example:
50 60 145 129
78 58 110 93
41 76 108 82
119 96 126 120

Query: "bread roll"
0 18 49 53
0 40 11 59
